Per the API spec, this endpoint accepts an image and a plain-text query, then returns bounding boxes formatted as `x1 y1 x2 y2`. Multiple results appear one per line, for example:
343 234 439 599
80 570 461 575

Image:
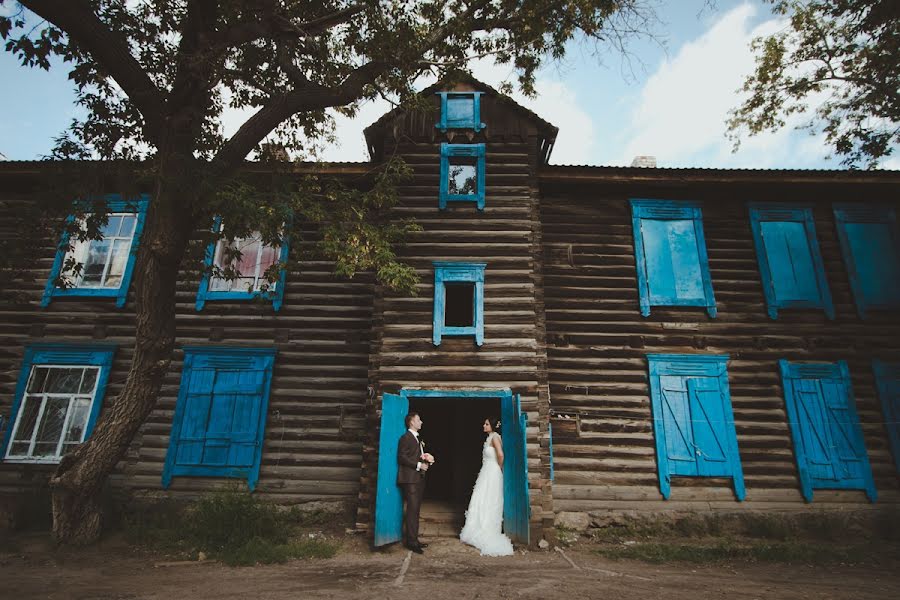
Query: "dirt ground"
2 533 899 600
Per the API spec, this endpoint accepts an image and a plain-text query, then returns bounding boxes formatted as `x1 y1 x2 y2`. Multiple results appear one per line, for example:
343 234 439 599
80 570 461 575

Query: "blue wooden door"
374 392 408 546
874 361 900 473
502 393 529 544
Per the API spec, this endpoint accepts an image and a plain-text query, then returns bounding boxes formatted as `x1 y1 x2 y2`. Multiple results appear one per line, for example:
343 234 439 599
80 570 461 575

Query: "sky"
1 1 897 170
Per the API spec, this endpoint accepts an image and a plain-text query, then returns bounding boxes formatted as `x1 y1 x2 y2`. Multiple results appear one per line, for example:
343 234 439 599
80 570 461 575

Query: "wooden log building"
1 76 899 545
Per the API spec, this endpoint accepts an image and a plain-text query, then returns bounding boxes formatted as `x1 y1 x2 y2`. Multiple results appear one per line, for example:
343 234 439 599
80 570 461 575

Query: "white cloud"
617 3 834 169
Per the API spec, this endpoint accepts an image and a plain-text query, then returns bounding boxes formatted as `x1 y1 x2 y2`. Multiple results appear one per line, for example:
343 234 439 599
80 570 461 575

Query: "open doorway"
408 396 501 533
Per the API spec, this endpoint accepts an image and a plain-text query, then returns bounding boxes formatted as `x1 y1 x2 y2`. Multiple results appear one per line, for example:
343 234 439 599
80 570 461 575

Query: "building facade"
1 78 899 544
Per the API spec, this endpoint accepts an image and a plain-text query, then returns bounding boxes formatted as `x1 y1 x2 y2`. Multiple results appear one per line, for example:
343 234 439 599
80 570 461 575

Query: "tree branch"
20 0 166 145
214 2 367 49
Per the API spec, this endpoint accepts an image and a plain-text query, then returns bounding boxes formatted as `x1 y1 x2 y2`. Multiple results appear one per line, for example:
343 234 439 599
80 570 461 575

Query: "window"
779 360 877 502
440 144 486 210
195 217 290 311
873 360 900 474
2 344 115 463
646 354 745 501
435 91 484 132
162 347 275 491
833 203 900 318
432 262 485 346
41 194 149 308
630 199 716 317
749 203 834 319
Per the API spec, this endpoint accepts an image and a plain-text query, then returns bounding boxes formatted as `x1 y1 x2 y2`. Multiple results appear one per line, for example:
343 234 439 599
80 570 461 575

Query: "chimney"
630 155 657 168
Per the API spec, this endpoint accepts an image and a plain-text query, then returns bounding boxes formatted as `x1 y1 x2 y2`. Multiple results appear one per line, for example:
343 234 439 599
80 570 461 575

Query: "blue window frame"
630 199 716 317
435 91 485 132
749 203 834 319
2 343 115 463
440 143 486 210
779 360 877 502
833 203 900 318
873 359 900 474
162 347 275 491
41 194 149 308
432 262 485 346
646 354 745 501
195 216 291 311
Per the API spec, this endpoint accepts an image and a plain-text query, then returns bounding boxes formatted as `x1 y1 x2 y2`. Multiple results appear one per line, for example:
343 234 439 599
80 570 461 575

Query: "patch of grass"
218 537 338 567
739 513 795 541
596 540 866 565
121 488 342 566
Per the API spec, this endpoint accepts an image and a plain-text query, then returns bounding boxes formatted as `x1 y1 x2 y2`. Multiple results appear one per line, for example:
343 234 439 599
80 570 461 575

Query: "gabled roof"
363 72 559 161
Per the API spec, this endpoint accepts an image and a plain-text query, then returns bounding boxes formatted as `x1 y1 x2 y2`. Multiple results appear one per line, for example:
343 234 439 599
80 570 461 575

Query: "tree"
727 0 900 168
0 0 656 544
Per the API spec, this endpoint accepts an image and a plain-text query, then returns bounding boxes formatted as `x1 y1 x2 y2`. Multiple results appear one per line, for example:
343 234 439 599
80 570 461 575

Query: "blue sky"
1 1 897 169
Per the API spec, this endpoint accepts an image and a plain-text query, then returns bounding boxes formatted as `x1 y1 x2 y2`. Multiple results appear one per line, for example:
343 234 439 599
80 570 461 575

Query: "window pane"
445 282 475 327
448 158 478 195
32 397 68 457
80 367 99 394
10 396 42 447
234 238 261 278
119 214 137 237
27 367 50 393
81 238 112 286
64 398 92 443
104 238 131 287
44 367 86 394
447 96 474 124
100 215 123 238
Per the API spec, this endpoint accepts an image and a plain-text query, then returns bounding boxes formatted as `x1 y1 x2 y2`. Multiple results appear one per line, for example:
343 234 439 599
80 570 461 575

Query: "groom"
397 412 434 554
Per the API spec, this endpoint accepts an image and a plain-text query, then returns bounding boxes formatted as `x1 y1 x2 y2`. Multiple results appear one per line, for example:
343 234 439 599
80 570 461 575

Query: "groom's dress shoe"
417 542 428 549
405 543 424 554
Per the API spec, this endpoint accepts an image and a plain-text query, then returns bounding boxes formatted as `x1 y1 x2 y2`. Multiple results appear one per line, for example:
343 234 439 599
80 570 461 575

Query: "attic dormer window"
436 92 484 132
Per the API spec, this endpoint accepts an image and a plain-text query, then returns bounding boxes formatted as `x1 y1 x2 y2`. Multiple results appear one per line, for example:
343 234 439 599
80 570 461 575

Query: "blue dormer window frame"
439 143 486 210
41 194 149 309
435 92 485 132
2 343 116 463
630 199 717 318
749 203 834 320
433 262 486 346
195 216 291 312
833 203 900 319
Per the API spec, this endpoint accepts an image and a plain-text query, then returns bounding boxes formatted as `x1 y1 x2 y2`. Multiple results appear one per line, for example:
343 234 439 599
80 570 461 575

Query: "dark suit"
397 430 425 546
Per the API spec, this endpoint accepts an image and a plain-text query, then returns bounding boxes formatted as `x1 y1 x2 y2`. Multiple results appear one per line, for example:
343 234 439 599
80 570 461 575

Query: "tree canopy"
728 0 900 169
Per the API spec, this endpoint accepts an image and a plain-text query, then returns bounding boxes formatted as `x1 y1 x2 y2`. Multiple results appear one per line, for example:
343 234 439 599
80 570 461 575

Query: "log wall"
541 179 900 516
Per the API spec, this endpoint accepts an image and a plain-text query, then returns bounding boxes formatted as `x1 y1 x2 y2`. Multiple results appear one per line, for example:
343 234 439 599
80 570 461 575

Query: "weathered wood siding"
357 91 555 540
541 179 900 515
0 184 374 507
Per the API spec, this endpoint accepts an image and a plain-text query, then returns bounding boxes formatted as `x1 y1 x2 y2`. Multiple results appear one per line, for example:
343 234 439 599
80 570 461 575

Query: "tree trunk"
49 160 198 545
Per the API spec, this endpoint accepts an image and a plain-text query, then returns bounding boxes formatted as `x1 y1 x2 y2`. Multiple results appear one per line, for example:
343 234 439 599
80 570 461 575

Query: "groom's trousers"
401 479 425 545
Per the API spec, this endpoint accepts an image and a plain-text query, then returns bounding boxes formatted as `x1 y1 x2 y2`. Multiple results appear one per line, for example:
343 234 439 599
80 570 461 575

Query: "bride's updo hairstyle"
484 417 501 435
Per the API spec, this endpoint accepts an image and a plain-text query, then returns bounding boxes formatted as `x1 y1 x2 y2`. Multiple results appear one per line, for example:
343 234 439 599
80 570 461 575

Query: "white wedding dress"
459 432 514 556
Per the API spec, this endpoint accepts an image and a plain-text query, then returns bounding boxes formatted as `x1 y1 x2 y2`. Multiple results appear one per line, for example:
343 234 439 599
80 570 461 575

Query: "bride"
459 418 514 556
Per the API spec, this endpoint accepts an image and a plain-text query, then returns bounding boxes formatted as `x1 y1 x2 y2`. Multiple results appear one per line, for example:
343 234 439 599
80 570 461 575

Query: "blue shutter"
779 360 877 502
833 204 900 318
648 354 744 500
502 392 530 544
874 361 900 474
631 200 716 318
749 204 833 319
163 347 274 490
374 392 408 546
435 92 484 132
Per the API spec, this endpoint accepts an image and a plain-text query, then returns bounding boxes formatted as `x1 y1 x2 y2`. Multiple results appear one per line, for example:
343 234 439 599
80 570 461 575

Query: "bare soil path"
2 534 899 600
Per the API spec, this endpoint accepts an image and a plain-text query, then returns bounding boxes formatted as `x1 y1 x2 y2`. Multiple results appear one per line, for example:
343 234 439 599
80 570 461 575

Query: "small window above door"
433 262 485 346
